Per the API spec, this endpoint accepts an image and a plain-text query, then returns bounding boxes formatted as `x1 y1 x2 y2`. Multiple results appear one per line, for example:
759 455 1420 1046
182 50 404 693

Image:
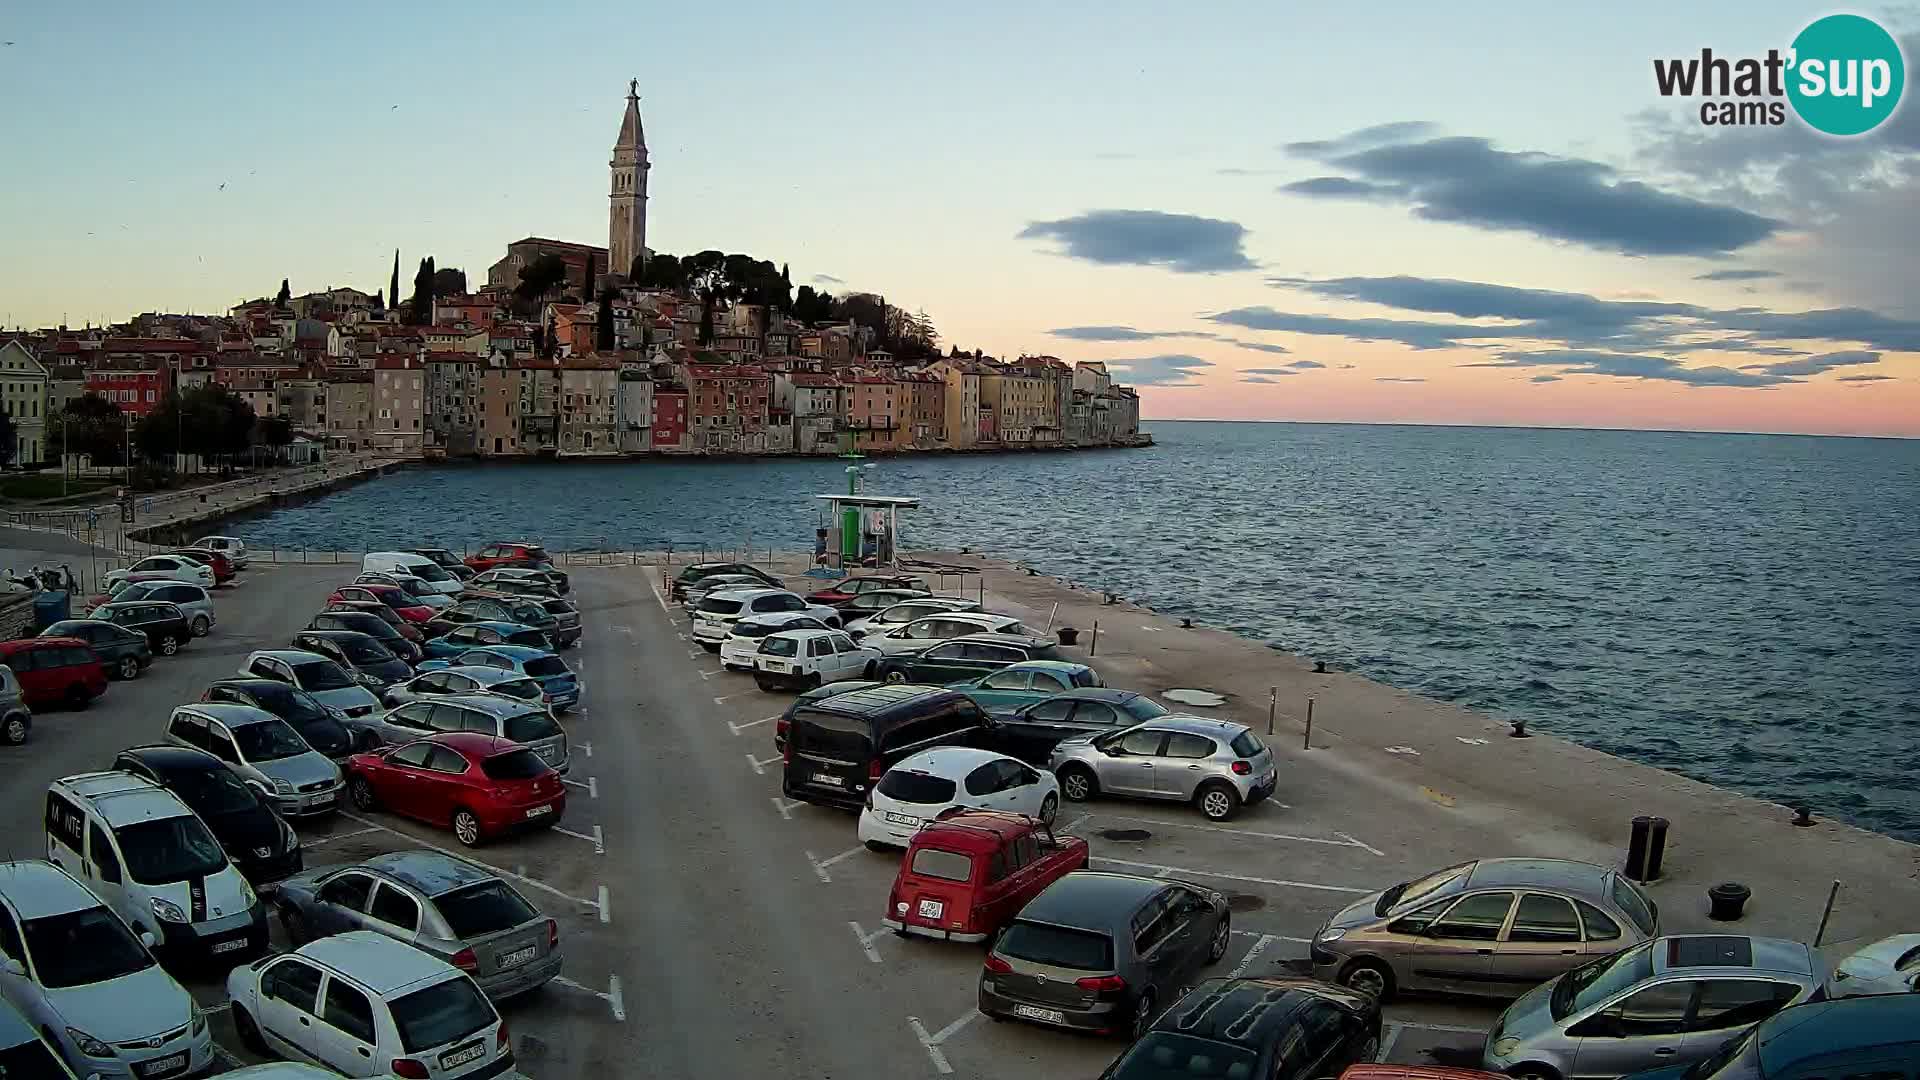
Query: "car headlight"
65 1027 114 1058
281 817 301 853
150 897 188 923
1317 927 1347 943
272 777 295 794
190 1003 208 1037
325 705 347 720
1490 1038 1520 1058
239 877 258 908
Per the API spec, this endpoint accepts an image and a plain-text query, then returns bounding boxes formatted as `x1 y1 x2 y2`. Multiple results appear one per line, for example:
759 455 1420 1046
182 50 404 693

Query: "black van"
782 685 999 809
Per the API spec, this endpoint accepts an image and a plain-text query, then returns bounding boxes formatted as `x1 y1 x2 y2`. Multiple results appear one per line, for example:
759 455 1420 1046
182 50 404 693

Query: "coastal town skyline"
3 2 1918 438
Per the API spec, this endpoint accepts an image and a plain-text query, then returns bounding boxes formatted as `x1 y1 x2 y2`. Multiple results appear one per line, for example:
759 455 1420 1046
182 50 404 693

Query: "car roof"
706 587 786 599
50 771 193 826
889 746 1011 778
433 666 530 685
357 851 500 897
48 618 131 632
1156 977 1373 1047
1758 994 1920 1068
943 632 1052 649
424 732 526 756
1653 936 1815 977
430 694 541 718
250 649 330 664
1135 714 1253 739
1019 871 1164 929
799 683 956 715
179 702 284 728
766 627 838 640
738 611 824 627
913 611 1014 625
208 677 290 695
298 629 381 643
441 621 535 635
1058 687 1136 703
461 644 549 660
1339 1067 1505 1080
98 600 184 613
1001 660 1092 675
1462 858 1612 892
3 636 87 650
296 931 459 996
913 809 1041 851
0 860 106 919
118 743 225 773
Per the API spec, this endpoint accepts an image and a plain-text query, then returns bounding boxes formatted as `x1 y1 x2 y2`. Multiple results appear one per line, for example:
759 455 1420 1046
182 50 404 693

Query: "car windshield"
480 748 549 781
395 578 433 597
172 766 260 815
254 684 330 724
732 620 783 639
293 660 353 690
759 636 800 657
20 906 155 988
435 880 539 938
511 605 549 624
1229 731 1264 756
1553 941 1655 1019
492 679 543 702
1378 862 1470 915
699 597 745 615
1611 876 1657 935
114 816 228 884
338 637 396 663
389 976 497 1053
908 847 975 882
234 718 311 762
504 711 561 742
408 563 454 582
878 770 958 804
542 599 574 614
996 921 1114 970
523 657 568 678
1128 698 1172 721
1105 1033 1261 1080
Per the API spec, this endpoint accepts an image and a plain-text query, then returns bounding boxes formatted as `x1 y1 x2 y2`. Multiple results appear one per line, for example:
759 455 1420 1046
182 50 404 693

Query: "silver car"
1310 858 1660 1001
1049 716 1277 821
0 667 29 746
268 851 562 1000
1825 933 1920 997
382 667 546 709
365 694 570 775
164 703 344 817
1485 936 1817 1080
681 574 767 610
97 580 217 637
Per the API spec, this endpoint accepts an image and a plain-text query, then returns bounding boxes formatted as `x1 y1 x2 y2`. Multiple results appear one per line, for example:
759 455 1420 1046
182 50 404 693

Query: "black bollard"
1708 882 1751 921
1645 816 1670 880
1626 816 1654 882
1792 806 1815 827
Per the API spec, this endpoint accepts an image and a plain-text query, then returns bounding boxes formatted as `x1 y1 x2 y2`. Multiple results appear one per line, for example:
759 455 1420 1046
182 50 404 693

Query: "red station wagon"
345 732 568 847
465 541 553 572
0 637 109 710
884 810 1089 943
807 574 930 608
327 583 434 624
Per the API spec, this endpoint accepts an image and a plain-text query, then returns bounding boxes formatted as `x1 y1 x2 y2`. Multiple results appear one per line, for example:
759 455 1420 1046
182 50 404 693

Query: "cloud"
1018 210 1256 272
1493 349 1797 387
1284 128 1782 256
1209 305 1532 350
1242 368 1301 375
1282 121 1439 157
1100 354 1214 386
1375 377 1427 383
1285 359 1326 368
1530 375 1563 383
1216 167 1285 177
1225 339 1292 355
811 273 845 285
1240 375 1284 383
1048 325 1183 342
1739 350 1881 376
1694 269 1781 282
1838 373 1896 382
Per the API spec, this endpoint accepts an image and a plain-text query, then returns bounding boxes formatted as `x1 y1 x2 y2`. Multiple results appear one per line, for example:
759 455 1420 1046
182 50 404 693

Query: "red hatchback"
327 583 434 624
465 541 552 572
0 637 108 710
884 810 1089 944
168 549 235 584
807 574 929 608
345 732 567 846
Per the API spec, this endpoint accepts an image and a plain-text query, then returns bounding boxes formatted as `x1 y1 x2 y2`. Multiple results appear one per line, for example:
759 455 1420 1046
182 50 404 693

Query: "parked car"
998 688 1173 761
201 678 369 761
356 571 454 610
382 667 546 710
865 612 1038 656
327 583 434 624
346 733 567 846
752 628 883 691
239 650 383 718
1824 933 1920 997
670 561 781 600
1051 716 1276 822
875 633 1067 685
40 618 151 680
721 613 839 670
426 597 559 638
363 552 464 596
859 747 1059 849
773 679 881 755
465 542 563 581
0 860 214 1079
226 930 516 1078
883 810 1088 943
0 667 29 745
0 638 107 710
691 588 841 650
164 549 235 585
103 554 213 589
1616 993 1920 1080
682 573 774 610
110 745 304 883
188 534 249 570
409 548 479 582
1100 978 1383 1080
44 772 267 964
842 594 975 637
807 574 930 607
164 703 344 818
1484 935 1817 1080
93 580 216 636
420 645 579 711
1339 1068 1504 1080
290 630 413 689
782 685 1000 810
364 695 570 775
948 661 1106 713
1310 858 1661 1001
325 599 426 645
307 610 424 665
267 851 562 1000
91 600 193 656
531 597 581 648
469 566 568 596
979 871 1232 1039
423 621 552 659
0 997 80 1080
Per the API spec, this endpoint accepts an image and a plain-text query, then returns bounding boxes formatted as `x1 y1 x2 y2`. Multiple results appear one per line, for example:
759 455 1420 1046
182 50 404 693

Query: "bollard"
1812 879 1841 945
1626 816 1654 881
1792 806 1815 827
1708 882 1752 922
1266 687 1276 736
1181 617 1193 629
1509 718 1530 738
1304 697 1314 749
1088 620 1099 657
1645 816 1670 880
1313 660 1328 674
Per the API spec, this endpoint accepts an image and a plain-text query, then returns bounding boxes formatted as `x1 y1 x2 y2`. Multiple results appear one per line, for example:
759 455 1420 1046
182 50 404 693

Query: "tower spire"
609 78 650 281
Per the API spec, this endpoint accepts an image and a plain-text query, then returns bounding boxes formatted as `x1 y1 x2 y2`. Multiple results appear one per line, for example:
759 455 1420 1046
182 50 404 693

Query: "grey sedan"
382 666 546 709
269 850 562 1000
1049 716 1277 822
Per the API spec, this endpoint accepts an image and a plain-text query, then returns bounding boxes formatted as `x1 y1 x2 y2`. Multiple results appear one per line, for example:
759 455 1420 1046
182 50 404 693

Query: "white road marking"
1086 813 1382 855
686 649 703 660
848 920 886 963
712 690 754 704
299 825 385 847
1092 856 1370 895
1139 625 1162 632
1335 831 1386 857
675 632 687 641
611 624 632 634
729 713 781 735
338 811 602 911
807 845 868 883
211 1044 245 1070
552 974 626 1023
1229 933 1278 978
1456 737 1489 746
744 752 782 776
550 824 605 854
577 741 592 758
1055 812 1090 835
697 668 724 679
908 1011 980 1075
1229 929 1311 943
597 885 610 924
1378 1021 1401 1063
648 581 671 615
1384 745 1421 755
1397 1021 1489 1035
561 776 598 798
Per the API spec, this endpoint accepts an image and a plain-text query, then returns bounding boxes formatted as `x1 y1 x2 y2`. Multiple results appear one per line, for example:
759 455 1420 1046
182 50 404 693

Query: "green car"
875 633 1064 685
946 660 1103 715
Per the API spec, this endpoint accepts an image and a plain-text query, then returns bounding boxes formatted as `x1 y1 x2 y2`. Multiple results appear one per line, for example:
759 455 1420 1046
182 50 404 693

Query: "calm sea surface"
231 422 1920 840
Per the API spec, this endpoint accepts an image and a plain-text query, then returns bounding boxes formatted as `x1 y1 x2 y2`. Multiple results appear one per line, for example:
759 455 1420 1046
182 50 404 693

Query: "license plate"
304 793 334 809
140 1053 187 1077
886 811 920 827
1012 1005 1066 1025
499 945 538 968
763 662 787 672
210 938 249 954
810 772 843 787
526 804 553 818
917 898 944 919
440 1043 486 1070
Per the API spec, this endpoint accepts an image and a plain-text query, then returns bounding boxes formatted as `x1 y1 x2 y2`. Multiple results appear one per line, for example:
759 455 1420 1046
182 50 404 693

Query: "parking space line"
550 974 627 1023
908 1011 979 1075
1335 831 1386 857
299 825 385 847
745 752 783 776
597 885 610 924
576 741 592 758
687 649 703 660
1378 1021 1401 1063
1085 813 1383 856
551 824 605 854
729 713 781 735
806 845 868 883
611 625 632 634
697 668 724 679
712 690 755 704
337 811 603 913
848 920 886 963
648 581 671 616
561 776 598 798
1398 1021 1488 1035
1092 856 1370 895
771 796 803 820
1229 933 1278 978
211 1044 246 1071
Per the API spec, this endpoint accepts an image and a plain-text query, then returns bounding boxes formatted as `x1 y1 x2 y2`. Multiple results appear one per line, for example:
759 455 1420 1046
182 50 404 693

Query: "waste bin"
32 590 70 631
1056 627 1080 647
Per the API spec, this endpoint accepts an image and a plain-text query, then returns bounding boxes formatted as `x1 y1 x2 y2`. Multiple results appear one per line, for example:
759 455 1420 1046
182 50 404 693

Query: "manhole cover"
1165 688 1227 707
1099 828 1152 842
1227 893 1265 912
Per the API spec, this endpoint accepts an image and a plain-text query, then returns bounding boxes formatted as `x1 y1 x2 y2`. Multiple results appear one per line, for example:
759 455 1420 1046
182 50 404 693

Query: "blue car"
420 644 580 711
421 621 551 660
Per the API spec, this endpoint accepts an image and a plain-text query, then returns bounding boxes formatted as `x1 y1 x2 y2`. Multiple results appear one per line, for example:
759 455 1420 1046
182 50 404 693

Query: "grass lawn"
0 473 122 503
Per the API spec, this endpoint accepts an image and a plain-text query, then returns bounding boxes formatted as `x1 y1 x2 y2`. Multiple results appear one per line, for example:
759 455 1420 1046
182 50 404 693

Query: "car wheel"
1507 1065 1561 1080
348 777 378 811
863 840 889 853
1206 912 1232 963
452 808 482 847
1339 958 1395 1001
1058 766 1098 802
754 676 775 692
279 904 310 945
803 672 822 691
883 669 908 684
159 635 180 656
118 655 140 680
190 614 211 637
231 1006 269 1056
1195 782 1241 822
1038 792 1059 825
64 684 89 711
1 714 28 746
701 642 720 654
1129 989 1157 1040
862 661 877 679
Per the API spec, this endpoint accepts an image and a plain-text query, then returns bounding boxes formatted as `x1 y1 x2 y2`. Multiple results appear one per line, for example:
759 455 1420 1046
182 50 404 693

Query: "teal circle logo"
1787 14 1905 136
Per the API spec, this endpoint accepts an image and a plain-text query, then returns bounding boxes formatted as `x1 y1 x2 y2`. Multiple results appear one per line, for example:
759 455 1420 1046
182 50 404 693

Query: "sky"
2 1 1918 437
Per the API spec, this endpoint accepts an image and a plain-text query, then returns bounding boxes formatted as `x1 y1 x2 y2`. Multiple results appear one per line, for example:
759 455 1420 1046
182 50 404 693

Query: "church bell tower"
609 78 649 282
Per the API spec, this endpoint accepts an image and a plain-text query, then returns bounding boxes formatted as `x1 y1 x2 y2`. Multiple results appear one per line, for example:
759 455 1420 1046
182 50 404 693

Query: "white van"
361 553 464 596
44 772 269 965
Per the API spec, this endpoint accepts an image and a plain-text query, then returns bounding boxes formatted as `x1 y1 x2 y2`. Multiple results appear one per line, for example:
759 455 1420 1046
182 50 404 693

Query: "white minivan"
44 773 268 965
362 553 465 597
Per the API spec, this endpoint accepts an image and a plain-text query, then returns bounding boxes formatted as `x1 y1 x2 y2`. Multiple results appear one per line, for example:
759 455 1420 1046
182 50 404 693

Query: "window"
980 670 1029 691
1031 672 1070 693
1509 894 1583 943
1690 980 1800 1032
322 979 377 1043
390 703 434 731
1115 730 1167 756
389 742 435 768
368 884 421 931
1164 733 1216 759
1011 833 1040 868
963 763 1005 797
319 872 375 911
1584 980 1694 1038
263 958 325 1012
1025 698 1075 723
426 704 469 733
0 907 22 963
426 745 469 774
168 711 207 749
1611 878 1657 936
1132 894 1176 954
1428 892 1516 941
1579 902 1623 940
88 823 121 883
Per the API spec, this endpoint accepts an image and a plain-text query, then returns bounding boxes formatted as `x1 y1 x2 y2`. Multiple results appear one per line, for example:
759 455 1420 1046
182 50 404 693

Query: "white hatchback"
228 931 518 1080
844 597 982 638
718 612 838 671
856 747 1060 849
751 629 881 691
190 536 249 570
689 588 839 649
864 612 1036 656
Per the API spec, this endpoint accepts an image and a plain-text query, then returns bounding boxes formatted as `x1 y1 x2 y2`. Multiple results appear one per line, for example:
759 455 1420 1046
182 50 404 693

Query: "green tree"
0 410 15 467
596 289 616 352
793 285 833 323
514 255 569 305
432 266 467 295
258 415 293 452
389 249 401 312
276 279 291 307
697 292 715 346
408 256 437 324
49 393 125 466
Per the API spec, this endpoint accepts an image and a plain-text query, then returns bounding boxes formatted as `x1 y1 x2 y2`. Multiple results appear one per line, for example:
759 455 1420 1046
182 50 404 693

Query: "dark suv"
781 685 1001 810
92 600 193 655
111 744 303 882
290 630 412 689
307 610 423 664
671 561 782 599
41 618 152 680
1095 978 1383 1078
200 677 368 761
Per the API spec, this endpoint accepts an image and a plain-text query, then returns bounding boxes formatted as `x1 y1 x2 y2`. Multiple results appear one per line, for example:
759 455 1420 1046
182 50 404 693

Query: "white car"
864 612 1037 656
1826 933 1920 997
690 588 839 650
103 555 213 590
240 650 383 718
751 629 882 691
189 535 249 570
93 580 216 636
0 860 213 1080
0 996 80 1079
856 748 1060 849
719 612 839 671
844 597 983 638
228 930 515 1080
362 553 463 596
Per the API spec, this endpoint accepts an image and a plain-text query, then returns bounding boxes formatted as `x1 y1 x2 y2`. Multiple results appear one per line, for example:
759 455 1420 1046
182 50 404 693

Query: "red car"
325 600 425 643
465 541 553 572
345 732 567 846
884 810 1089 943
167 548 235 584
327 583 434 624
0 637 108 710
806 574 929 608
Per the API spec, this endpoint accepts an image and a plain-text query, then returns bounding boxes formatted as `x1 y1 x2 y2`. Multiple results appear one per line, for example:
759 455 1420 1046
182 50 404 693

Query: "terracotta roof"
424 351 479 364
101 338 204 353
685 364 768 381
508 237 608 255
86 359 165 375
46 364 86 380
559 354 619 371
789 373 840 387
